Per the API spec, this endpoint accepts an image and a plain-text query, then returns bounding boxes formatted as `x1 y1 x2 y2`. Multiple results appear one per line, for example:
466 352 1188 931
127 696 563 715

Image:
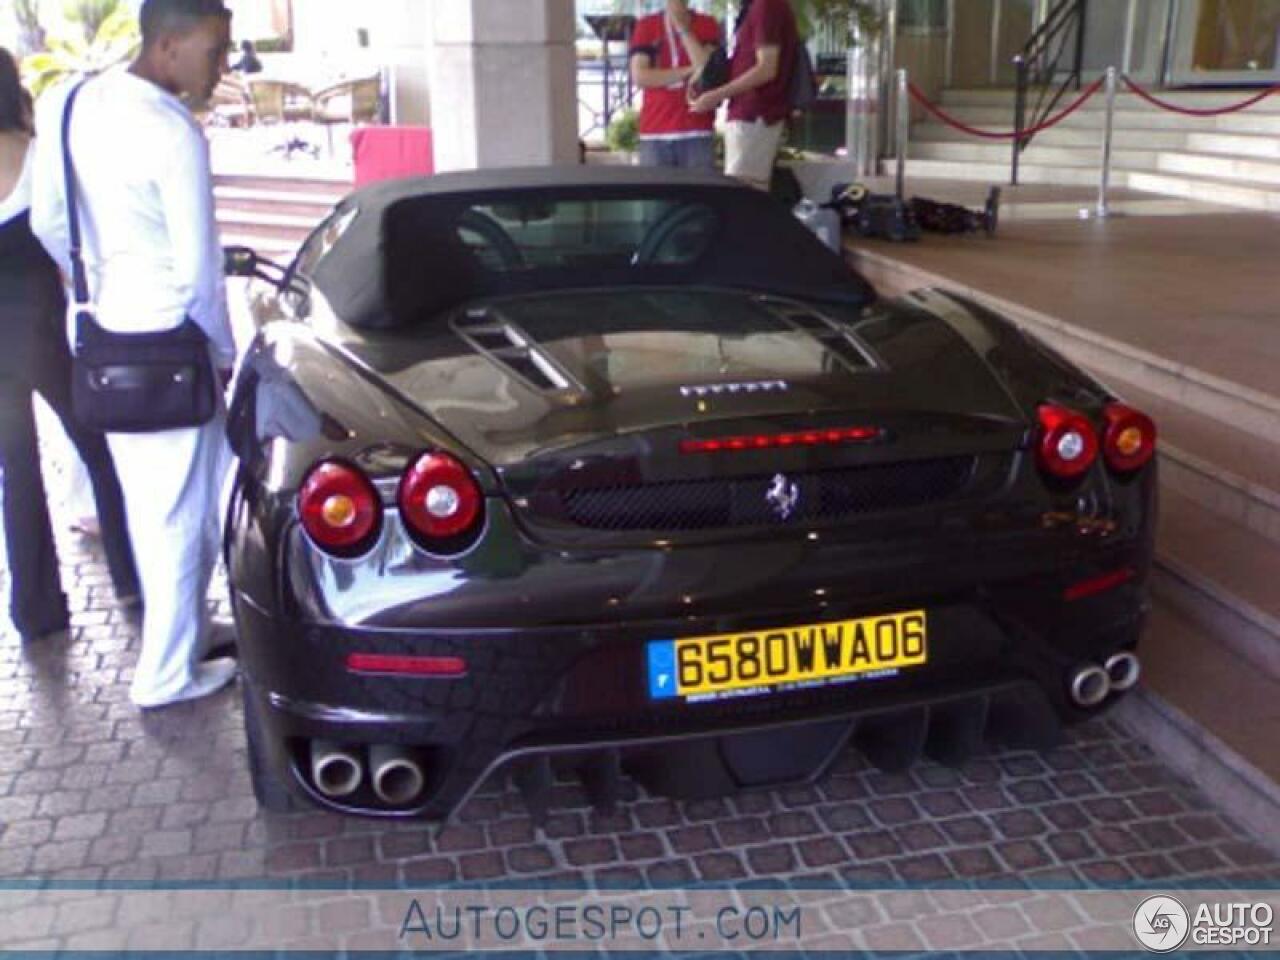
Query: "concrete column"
427 0 578 171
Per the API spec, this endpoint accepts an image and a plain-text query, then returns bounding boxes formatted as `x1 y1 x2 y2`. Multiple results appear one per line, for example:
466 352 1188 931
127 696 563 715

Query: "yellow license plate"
647 610 927 702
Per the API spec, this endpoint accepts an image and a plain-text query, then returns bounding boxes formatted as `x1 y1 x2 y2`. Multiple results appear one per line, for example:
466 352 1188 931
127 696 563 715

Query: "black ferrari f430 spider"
223 166 1157 820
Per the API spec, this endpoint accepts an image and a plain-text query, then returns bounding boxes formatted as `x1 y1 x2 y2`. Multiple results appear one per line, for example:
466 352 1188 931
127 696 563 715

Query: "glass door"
1168 0 1280 85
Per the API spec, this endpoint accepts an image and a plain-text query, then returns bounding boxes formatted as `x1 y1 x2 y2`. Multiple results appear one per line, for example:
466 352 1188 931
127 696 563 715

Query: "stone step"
913 124 1192 150
1184 131 1280 159
1154 488 1280 682
212 172 350 197
940 87 1280 115
915 105 1235 132
910 141 1160 170
1105 379 1280 547
1157 150 1280 186
1212 112 1280 135
903 158 1112 186
1126 170 1280 212
213 186 338 220
849 247 1280 449
1114 600 1280 851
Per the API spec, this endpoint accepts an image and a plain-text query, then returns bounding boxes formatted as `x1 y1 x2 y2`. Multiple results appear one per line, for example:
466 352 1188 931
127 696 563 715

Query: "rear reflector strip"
1064 568 1136 602
680 426 884 455
345 654 468 678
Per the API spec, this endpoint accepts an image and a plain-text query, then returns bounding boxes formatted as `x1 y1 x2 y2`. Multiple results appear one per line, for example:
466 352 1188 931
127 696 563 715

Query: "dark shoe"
198 616 239 662
21 623 70 644
19 612 70 644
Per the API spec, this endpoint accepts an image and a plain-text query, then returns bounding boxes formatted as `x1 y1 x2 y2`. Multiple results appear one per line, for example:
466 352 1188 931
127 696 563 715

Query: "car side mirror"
223 245 301 295
224 245 260 277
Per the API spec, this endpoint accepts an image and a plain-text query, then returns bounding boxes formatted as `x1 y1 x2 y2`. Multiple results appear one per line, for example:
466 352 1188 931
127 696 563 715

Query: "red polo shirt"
629 11 721 137
727 0 797 125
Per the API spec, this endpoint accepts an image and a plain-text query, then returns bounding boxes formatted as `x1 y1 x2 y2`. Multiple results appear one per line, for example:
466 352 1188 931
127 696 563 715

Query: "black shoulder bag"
62 81 218 434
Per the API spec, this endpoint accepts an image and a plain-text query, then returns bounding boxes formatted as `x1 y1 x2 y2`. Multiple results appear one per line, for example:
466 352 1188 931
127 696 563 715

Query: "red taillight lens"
346 653 468 678
1036 405 1098 480
298 460 382 556
1102 403 1156 473
398 451 484 550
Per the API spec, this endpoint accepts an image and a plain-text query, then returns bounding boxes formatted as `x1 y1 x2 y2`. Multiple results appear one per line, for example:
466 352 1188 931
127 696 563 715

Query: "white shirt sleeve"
155 120 236 370
29 84 74 281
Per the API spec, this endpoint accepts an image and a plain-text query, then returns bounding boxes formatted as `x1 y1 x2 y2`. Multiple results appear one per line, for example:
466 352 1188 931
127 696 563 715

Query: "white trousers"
108 412 228 706
724 119 785 190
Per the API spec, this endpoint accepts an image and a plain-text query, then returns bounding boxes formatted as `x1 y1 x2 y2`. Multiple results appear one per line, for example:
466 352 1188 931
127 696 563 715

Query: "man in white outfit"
31 0 237 708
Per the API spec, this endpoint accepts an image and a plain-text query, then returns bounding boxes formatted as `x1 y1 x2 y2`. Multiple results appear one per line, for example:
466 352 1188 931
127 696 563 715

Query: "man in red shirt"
689 0 797 189
629 1 721 168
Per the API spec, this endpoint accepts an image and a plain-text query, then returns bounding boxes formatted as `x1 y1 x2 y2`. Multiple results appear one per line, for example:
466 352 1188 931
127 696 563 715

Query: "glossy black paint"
225 170 1156 820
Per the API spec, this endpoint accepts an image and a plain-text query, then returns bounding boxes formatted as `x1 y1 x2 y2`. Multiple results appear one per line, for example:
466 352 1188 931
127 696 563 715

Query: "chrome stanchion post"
895 68 909 202
1012 55 1027 186
1081 66 1119 220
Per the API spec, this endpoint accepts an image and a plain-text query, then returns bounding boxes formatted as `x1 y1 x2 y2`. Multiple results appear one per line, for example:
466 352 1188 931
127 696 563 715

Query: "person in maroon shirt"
688 0 798 188
629 1 722 168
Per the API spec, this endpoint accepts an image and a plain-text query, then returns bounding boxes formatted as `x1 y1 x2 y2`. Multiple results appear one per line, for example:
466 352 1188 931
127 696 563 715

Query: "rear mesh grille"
558 457 978 532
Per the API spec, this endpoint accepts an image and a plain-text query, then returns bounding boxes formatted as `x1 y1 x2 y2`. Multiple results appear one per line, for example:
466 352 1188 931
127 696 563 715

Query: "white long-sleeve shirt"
30 69 235 369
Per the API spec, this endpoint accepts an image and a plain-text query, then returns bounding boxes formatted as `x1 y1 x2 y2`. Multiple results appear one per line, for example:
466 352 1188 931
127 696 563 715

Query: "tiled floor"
0 520 1276 892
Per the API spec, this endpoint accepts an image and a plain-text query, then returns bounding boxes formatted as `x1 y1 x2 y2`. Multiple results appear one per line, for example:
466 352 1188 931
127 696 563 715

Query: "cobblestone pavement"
1 515 1278 902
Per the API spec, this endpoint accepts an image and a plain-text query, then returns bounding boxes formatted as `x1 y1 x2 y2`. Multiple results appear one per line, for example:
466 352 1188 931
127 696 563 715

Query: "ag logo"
1133 895 1190 952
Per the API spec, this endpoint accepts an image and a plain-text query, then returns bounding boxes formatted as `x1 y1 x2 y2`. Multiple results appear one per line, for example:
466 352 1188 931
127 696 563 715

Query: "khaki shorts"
724 119 785 189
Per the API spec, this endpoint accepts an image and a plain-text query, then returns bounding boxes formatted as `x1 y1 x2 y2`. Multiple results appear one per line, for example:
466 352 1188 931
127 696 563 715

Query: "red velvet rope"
907 77 1106 140
1120 75 1280 116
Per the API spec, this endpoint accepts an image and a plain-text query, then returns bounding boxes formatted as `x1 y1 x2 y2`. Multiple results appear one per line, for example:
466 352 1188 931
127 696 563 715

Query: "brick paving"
1 508 1278 899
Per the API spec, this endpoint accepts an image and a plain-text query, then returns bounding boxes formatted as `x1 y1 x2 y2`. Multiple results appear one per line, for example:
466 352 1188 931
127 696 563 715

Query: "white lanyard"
663 13 687 89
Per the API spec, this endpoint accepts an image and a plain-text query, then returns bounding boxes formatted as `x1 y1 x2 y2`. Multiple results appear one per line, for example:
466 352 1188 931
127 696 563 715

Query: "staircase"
850 237 1280 846
907 87 1280 212
213 172 350 262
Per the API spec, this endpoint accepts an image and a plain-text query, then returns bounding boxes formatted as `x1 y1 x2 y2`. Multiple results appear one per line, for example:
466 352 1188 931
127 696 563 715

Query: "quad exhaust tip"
1105 651 1141 692
1069 664 1111 708
370 744 426 806
310 740 363 798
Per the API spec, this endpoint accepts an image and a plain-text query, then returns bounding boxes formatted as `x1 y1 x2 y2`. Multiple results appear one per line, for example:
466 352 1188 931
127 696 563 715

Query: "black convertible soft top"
307 166 875 329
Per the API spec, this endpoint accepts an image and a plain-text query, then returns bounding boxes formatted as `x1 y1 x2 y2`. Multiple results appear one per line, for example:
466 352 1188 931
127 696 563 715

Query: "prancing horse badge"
766 473 800 520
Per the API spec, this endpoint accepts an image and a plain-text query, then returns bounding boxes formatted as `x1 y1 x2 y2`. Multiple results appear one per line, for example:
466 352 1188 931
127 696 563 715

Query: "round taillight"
298 461 382 556
398 451 484 552
1036 404 1098 480
1102 403 1156 473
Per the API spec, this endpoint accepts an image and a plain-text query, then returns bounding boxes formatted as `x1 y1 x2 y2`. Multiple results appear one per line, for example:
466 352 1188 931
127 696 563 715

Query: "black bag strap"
59 79 92 319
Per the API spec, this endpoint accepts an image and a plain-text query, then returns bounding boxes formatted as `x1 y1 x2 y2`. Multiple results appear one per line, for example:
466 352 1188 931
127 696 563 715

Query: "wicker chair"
312 76 382 153
205 76 254 127
248 79 319 158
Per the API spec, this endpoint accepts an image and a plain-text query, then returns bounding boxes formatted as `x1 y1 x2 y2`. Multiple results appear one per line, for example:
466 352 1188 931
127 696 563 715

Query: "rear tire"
242 683 303 813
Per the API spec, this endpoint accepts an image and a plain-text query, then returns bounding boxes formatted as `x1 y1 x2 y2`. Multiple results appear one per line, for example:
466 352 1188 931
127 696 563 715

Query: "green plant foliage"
606 107 639 153
64 0 122 43
22 3 140 97
14 0 46 56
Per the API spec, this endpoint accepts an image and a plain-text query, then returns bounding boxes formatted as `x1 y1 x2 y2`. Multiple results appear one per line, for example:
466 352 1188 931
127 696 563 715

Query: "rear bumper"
235 576 1147 819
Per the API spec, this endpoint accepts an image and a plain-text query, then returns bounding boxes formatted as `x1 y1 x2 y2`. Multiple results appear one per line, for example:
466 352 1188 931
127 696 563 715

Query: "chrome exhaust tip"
1104 651 1141 692
310 740 363 798
1069 665 1111 708
369 745 426 806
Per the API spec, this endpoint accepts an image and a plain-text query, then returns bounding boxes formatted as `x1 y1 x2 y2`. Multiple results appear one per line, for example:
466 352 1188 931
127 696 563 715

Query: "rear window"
457 199 719 272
